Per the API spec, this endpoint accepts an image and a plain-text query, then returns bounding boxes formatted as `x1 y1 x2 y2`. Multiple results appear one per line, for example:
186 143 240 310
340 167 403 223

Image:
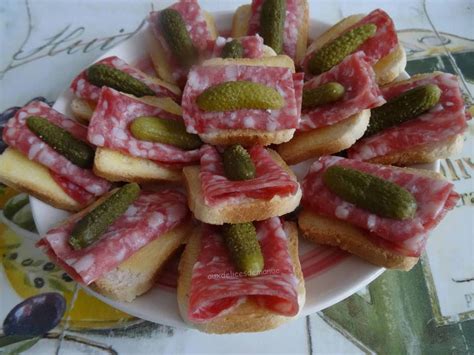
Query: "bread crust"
177 221 305 333
199 128 295 147
70 98 95 123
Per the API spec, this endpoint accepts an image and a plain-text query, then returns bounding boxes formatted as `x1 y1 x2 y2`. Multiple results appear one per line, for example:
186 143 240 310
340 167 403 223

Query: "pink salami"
188 218 299 322
303 9 398 76
247 0 305 61
208 35 265 59
348 73 468 161
302 156 459 256
200 145 299 206
182 65 303 133
38 189 189 285
70 56 178 102
2 101 111 200
87 87 201 165
299 52 385 130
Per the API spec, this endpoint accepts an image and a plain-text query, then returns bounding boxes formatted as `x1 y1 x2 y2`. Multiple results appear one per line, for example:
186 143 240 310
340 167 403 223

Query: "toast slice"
182 150 301 225
177 221 305 333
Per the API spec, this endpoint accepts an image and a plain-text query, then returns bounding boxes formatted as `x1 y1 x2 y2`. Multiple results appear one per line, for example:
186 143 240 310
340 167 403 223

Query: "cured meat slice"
87 87 201 165
188 218 299 322
2 101 111 199
302 156 458 256
38 189 189 285
247 0 305 61
299 52 385 131
348 73 468 161
70 56 178 102
200 145 299 206
50 172 95 205
182 65 303 133
208 35 265 59
302 9 398 75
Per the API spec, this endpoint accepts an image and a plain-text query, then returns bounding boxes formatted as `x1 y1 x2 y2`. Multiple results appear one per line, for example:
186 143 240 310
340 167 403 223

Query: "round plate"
30 10 436 329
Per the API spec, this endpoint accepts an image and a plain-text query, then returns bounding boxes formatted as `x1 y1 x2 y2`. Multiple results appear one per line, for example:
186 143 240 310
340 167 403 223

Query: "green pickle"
68 183 141 250
302 82 345 109
86 64 155 97
26 117 95 169
159 8 198 68
130 116 202 150
364 84 442 137
259 0 286 54
222 223 264 276
308 23 377 75
196 81 284 112
323 165 417 220
222 145 256 181
221 39 244 59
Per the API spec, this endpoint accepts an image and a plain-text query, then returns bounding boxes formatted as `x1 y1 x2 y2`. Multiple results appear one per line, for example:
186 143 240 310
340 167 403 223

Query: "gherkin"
221 39 244 59
259 0 286 54
302 82 345 109
222 145 256 181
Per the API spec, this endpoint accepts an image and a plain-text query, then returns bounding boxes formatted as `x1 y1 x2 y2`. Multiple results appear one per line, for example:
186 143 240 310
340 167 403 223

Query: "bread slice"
70 98 95 123
231 1 309 64
0 148 83 211
177 221 305 333
182 149 301 224
277 109 370 165
91 221 193 302
305 14 406 85
202 54 295 72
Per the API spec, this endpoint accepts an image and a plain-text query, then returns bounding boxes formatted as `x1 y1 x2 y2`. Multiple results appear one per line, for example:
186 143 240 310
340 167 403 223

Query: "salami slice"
302 156 459 256
247 0 305 61
38 189 189 285
87 87 201 165
303 9 398 76
200 145 299 206
348 73 468 161
188 218 299 322
208 35 265 59
70 56 179 102
299 52 385 131
182 65 303 133
2 101 111 199
50 172 95 206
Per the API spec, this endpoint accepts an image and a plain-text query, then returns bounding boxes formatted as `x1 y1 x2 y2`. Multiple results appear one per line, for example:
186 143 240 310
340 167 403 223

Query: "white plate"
30 10 436 329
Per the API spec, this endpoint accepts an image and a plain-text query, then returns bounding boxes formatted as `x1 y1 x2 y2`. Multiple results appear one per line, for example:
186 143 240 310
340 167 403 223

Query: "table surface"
0 0 473 354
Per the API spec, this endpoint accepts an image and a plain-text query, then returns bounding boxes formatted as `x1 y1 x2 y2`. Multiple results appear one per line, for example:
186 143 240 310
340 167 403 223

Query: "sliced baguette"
182 149 301 225
177 221 305 333
70 98 95 123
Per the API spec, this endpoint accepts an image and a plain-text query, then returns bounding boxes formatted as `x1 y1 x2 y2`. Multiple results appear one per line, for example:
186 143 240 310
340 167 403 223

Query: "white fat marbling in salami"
37 189 189 285
188 218 299 323
348 73 468 161
299 52 385 131
182 65 303 133
87 87 201 165
302 156 459 256
208 35 265 59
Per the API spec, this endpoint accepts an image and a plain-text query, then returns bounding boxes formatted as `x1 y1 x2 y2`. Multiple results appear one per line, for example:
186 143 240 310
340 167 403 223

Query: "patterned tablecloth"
0 0 472 353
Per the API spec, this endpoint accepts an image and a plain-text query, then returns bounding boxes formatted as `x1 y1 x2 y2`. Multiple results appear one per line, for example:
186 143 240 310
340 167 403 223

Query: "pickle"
3 193 29 220
302 82 345 109
26 117 94 169
222 145 256 181
159 8 198 68
222 222 264 276
86 64 155 97
323 165 417 220
196 81 284 112
364 84 442 137
130 116 202 150
259 0 286 54
308 24 377 75
68 183 140 250
221 39 244 59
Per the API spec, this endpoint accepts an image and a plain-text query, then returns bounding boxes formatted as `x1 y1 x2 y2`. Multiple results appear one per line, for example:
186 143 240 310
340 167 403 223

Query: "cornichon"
221 39 244 59
130 116 202 150
323 165 417 220
196 81 284 112
364 84 442 137
259 0 286 54
222 145 256 181
68 183 141 250
86 64 155 97
3 193 29 220
26 117 94 169
159 8 198 68
308 24 377 75
302 82 345 109
222 222 264 276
